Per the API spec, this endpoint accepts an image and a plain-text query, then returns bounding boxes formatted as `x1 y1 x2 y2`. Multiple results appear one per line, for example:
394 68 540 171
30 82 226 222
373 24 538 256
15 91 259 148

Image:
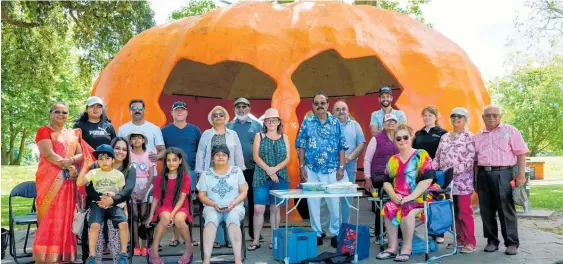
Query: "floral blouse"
432 130 476 195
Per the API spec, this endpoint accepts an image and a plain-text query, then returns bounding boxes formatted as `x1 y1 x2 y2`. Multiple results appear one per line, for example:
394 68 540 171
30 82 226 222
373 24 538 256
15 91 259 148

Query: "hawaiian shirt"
296 114 349 174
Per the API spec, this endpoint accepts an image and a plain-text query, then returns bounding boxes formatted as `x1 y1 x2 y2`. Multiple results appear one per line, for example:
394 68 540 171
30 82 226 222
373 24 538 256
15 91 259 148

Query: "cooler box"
273 227 317 263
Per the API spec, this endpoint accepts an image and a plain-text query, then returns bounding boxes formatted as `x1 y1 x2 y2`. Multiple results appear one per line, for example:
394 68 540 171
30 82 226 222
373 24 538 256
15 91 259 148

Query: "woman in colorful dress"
376 124 441 262
33 102 90 263
432 107 476 253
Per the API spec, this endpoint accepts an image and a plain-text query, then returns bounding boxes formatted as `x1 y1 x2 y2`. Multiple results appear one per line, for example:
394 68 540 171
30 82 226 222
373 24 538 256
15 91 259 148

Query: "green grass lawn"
2 165 37 229
529 185 563 211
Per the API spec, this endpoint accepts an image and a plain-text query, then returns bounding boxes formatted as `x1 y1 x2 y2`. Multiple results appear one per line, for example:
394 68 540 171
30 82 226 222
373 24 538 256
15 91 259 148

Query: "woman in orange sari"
33 102 92 263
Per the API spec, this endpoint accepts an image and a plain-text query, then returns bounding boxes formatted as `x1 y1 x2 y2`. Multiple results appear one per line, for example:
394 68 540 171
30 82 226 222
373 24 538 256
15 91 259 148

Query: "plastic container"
300 182 327 192
273 227 317 263
326 184 358 194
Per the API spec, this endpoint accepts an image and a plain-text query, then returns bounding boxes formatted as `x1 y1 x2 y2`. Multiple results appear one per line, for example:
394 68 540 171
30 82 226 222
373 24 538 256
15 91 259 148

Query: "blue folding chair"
8 181 37 264
423 168 457 262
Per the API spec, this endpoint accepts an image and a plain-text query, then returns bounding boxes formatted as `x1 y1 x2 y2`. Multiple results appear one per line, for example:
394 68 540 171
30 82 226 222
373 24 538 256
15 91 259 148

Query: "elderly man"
474 105 528 255
226 97 262 240
296 92 349 246
369 86 407 136
161 101 202 247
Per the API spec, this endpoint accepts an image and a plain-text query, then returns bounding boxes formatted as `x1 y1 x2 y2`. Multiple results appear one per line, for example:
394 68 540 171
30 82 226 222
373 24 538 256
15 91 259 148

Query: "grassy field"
1 166 37 228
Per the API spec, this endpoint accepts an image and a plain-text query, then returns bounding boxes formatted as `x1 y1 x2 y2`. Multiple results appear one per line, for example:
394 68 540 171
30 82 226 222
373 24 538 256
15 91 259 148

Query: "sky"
149 0 531 81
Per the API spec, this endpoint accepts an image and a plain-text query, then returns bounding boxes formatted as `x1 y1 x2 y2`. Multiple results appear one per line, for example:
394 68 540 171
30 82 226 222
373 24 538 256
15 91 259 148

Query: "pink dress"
152 173 192 223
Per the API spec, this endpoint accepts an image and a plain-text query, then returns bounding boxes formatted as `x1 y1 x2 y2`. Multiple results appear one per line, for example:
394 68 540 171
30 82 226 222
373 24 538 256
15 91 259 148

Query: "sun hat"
208 106 230 126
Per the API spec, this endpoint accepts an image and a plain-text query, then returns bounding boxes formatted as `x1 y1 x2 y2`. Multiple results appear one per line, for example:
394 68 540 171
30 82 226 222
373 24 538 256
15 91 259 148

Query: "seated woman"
376 124 441 262
197 144 248 264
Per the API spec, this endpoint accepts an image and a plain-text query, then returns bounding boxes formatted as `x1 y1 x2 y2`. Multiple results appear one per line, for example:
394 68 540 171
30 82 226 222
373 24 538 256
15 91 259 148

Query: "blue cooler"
273 227 317 263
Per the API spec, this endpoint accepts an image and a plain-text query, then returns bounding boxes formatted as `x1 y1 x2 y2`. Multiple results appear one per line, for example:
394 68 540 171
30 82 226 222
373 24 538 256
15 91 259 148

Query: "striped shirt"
474 124 528 167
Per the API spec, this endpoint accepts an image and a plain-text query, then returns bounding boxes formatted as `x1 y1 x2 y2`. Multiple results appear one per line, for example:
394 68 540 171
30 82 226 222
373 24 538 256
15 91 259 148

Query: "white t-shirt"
196 166 247 208
118 120 164 175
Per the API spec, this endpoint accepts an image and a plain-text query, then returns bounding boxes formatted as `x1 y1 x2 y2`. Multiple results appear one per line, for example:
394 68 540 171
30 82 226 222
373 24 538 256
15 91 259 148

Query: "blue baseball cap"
93 144 115 159
379 86 393 96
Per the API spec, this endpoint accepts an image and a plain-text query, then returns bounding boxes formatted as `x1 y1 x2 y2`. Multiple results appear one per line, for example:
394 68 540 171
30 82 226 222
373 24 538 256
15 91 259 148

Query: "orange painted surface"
527 162 545 180
92 2 490 220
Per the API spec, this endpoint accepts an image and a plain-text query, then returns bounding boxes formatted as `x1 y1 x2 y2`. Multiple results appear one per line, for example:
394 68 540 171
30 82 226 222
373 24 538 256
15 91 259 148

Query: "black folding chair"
8 181 37 264
198 199 246 264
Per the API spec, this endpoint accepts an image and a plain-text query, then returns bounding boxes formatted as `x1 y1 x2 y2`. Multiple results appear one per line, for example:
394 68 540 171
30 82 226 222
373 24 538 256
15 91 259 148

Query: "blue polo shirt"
161 123 202 169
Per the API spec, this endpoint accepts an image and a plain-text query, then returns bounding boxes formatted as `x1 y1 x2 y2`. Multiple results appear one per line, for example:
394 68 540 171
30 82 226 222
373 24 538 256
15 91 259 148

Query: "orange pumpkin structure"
93 1 490 220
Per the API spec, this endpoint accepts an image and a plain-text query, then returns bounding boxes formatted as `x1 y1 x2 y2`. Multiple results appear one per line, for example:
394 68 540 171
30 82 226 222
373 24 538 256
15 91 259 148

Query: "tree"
488 56 563 156
169 0 218 20
513 0 563 51
353 0 430 25
1 1 155 165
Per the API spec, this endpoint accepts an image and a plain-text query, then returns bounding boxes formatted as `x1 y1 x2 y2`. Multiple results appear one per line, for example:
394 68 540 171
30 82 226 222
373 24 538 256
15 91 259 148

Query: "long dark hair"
76 105 111 123
160 147 189 206
110 137 131 176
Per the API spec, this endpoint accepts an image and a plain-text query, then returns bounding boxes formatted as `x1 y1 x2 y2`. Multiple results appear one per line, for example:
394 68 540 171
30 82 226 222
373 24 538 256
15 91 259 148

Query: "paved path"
4 199 563 263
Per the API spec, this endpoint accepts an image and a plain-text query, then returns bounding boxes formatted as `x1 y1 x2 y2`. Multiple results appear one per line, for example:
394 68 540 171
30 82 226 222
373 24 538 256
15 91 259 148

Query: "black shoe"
330 236 338 248
321 233 327 238
317 236 323 246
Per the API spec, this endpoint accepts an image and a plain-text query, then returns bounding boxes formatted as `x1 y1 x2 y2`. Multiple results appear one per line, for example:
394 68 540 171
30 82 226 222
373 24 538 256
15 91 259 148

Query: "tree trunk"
13 129 28 165
1 145 9 165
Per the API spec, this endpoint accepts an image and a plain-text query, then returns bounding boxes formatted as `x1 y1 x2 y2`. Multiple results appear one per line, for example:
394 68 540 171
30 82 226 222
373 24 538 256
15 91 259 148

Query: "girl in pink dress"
145 147 193 264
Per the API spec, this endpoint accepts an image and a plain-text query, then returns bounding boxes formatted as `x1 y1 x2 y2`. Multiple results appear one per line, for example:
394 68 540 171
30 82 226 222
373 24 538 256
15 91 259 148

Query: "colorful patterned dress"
381 149 442 226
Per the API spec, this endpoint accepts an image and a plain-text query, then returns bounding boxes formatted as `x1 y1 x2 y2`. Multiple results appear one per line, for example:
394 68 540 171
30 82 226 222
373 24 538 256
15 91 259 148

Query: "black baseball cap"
172 101 187 110
93 144 115 159
378 86 393 96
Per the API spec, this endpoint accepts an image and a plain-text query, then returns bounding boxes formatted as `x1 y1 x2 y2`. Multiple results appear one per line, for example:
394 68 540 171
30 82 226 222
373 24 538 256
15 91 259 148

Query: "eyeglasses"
395 135 410 142
313 101 327 106
130 106 144 111
384 120 397 124
265 118 280 124
483 113 499 119
450 114 465 120
52 110 68 115
235 105 248 110
212 113 225 118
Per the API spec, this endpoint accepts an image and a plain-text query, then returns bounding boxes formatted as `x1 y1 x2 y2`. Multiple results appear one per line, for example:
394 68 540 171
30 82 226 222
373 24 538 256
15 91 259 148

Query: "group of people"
30 84 528 264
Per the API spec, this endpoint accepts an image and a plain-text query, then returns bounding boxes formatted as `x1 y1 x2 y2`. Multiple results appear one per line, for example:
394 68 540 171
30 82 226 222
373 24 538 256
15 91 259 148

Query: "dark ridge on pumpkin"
291 49 401 98
162 59 277 99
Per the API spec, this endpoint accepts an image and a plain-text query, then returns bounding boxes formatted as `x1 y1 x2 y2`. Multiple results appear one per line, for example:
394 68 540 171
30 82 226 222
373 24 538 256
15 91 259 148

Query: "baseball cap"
383 114 398 122
234 98 250 107
86 96 104 107
93 144 115 159
451 107 469 119
172 101 187 110
378 86 392 96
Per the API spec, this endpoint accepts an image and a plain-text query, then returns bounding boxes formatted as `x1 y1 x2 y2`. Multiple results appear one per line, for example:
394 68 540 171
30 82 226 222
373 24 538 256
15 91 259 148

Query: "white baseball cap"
86 96 104 107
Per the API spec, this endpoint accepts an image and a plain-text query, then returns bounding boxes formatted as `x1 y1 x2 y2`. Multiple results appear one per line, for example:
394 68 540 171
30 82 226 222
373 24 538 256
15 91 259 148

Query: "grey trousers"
477 168 519 247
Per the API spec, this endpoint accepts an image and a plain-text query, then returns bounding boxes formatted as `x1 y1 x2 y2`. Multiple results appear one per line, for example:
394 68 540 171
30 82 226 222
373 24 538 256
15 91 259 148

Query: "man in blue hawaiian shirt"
296 92 349 246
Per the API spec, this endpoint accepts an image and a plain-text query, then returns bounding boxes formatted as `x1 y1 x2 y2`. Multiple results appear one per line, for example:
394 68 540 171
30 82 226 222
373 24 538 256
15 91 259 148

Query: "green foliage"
1 1 155 165
353 0 431 25
514 0 563 49
169 0 218 20
488 56 563 156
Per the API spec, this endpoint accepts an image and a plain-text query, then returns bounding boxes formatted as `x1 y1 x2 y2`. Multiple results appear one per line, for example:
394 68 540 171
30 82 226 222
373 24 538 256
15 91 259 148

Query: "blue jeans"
254 178 289 205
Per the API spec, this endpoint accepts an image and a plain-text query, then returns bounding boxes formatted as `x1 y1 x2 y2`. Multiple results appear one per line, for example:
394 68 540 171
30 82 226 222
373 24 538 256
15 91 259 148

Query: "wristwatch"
339 165 345 170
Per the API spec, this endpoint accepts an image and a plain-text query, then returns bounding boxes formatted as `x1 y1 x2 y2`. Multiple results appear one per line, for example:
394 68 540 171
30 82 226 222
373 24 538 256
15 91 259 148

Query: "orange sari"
32 127 92 263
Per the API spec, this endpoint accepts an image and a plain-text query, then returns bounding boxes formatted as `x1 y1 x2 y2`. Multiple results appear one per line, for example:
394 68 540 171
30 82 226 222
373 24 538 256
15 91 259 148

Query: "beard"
380 100 391 107
237 114 249 121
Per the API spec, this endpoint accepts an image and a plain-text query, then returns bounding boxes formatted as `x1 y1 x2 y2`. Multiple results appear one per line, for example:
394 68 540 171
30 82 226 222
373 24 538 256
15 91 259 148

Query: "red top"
35 126 54 142
153 172 192 221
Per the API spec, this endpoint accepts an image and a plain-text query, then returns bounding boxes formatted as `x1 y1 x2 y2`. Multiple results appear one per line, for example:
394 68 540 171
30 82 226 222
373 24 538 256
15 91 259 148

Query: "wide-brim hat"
262 108 280 120
208 106 230 126
127 130 147 142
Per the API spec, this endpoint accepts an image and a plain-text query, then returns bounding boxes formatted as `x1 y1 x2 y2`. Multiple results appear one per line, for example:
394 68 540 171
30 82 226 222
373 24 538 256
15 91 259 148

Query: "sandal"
169 239 180 247
213 242 222 248
192 241 200 247
247 243 261 251
446 243 464 249
227 243 232 248
147 249 164 264
376 251 397 260
178 253 194 264
269 243 273 249
460 244 475 254
394 253 412 262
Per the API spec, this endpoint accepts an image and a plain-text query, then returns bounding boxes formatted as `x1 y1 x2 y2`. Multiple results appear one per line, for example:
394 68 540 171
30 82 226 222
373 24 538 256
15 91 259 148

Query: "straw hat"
208 106 230 126
262 108 280 120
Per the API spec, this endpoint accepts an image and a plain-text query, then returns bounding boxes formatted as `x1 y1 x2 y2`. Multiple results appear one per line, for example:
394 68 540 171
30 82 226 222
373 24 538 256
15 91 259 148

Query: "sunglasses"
483 113 499 119
130 106 144 111
212 113 225 118
52 110 68 115
235 105 248 110
313 101 327 106
395 135 410 142
384 120 397 124
450 114 465 120
265 118 280 124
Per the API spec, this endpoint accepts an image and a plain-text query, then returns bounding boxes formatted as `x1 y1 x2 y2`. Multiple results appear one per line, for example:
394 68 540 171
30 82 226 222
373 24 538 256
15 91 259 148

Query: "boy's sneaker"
133 248 141 256
87 256 97 264
117 253 128 264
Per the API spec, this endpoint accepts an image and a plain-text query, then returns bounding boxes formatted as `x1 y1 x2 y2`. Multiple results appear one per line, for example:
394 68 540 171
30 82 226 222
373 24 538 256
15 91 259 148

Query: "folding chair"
198 200 246 264
145 192 195 263
367 186 389 251
423 168 457 262
8 181 37 264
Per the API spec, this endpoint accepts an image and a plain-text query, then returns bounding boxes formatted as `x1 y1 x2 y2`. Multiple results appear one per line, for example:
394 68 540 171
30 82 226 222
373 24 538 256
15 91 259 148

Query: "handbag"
427 200 453 236
336 223 370 260
72 209 89 236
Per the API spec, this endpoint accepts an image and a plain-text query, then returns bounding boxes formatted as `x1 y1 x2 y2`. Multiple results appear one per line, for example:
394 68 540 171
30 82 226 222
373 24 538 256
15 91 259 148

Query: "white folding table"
270 189 364 264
